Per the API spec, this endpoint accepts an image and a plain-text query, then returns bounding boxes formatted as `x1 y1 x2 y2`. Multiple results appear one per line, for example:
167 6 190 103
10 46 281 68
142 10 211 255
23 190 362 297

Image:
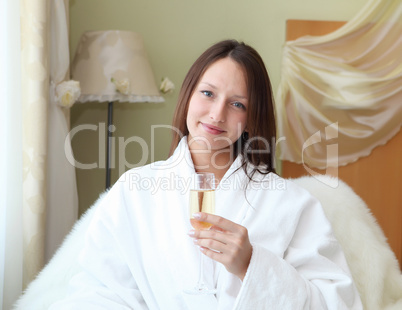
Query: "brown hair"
170 39 276 178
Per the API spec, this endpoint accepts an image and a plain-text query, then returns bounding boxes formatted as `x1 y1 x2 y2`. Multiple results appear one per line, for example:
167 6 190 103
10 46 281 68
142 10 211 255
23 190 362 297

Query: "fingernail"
192 213 201 219
187 230 195 236
193 238 198 244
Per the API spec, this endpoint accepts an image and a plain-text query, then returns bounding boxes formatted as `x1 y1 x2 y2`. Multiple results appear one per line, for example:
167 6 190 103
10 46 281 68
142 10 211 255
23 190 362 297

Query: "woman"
50 40 362 309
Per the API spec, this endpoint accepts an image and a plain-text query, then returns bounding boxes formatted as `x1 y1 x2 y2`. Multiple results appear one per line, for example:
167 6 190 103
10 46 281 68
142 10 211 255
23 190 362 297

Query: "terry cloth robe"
49 137 362 310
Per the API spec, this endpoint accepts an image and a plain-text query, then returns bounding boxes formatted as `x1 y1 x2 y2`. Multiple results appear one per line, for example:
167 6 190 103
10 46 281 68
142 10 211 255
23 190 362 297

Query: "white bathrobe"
50 137 362 309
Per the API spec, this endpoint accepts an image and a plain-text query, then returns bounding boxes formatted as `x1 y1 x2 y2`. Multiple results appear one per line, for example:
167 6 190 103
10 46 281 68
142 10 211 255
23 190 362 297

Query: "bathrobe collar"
168 136 245 187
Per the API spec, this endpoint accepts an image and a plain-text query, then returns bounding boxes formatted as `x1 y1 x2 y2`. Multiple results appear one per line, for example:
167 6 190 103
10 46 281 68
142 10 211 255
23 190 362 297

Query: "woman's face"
186 57 248 153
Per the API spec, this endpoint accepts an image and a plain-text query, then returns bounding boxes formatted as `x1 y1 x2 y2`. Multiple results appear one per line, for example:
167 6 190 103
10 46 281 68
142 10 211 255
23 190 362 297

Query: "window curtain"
45 0 78 263
1 0 77 308
20 0 50 289
276 0 402 169
1 1 23 309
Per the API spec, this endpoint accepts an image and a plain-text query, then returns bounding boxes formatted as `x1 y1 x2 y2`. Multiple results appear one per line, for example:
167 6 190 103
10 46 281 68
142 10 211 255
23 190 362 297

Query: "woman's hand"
188 212 252 281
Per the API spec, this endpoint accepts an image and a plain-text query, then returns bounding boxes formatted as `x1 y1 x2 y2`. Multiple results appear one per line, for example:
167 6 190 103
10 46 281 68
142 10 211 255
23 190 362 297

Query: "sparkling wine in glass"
184 172 217 295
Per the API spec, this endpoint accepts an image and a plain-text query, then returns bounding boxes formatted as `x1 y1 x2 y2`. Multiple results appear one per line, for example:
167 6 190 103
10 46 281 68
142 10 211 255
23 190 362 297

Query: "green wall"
69 0 367 215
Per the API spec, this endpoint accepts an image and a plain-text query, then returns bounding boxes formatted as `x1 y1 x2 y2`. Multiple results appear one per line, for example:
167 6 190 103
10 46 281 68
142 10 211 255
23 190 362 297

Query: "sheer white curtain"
45 0 79 263
276 0 402 168
0 0 78 308
0 1 23 309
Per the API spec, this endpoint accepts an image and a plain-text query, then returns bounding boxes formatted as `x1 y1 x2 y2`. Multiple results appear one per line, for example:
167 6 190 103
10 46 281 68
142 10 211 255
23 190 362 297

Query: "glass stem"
197 249 205 289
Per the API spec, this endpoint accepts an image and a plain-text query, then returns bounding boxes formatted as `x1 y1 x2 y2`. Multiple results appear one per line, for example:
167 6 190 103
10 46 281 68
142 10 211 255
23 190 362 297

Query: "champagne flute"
184 172 217 295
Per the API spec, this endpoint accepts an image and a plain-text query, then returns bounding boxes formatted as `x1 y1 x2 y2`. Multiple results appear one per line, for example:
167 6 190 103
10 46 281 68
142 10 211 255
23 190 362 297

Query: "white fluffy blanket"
12 192 107 310
13 176 402 309
292 176 402 310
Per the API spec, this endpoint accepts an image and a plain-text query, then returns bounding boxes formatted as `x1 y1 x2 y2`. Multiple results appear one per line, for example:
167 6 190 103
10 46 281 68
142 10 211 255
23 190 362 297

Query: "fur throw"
292 175 402 310
12 192 107 310
13 176 402 309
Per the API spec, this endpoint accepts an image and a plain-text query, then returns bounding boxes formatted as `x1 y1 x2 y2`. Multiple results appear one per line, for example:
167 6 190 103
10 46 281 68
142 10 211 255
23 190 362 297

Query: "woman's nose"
209 101 226 122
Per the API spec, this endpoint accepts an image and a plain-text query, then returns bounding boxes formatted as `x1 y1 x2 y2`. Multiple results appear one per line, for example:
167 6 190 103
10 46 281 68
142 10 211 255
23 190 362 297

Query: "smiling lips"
201 123 225 135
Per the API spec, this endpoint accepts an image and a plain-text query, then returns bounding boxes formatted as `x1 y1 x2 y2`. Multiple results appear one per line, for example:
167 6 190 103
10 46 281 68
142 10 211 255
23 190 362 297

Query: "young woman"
50 40 362 309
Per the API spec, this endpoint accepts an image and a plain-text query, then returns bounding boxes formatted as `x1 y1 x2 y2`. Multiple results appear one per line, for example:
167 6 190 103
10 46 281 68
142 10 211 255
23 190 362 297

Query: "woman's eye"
201 90 213 97
233 101 245 109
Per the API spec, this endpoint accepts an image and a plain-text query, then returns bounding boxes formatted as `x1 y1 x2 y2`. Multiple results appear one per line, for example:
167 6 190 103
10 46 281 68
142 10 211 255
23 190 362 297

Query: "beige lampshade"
71 30 164 103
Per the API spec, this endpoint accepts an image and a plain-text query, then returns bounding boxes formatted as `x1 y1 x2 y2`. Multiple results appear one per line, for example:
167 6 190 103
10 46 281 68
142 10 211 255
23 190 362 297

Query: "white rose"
55 80 81 108
111 78 130 95
160 77 175 94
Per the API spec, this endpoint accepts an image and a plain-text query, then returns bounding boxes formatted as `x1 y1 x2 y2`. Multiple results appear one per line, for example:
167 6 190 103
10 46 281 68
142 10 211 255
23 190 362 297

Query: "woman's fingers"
190 228 227 244
193 237 226 253
192 212 236 232
188 213 253 280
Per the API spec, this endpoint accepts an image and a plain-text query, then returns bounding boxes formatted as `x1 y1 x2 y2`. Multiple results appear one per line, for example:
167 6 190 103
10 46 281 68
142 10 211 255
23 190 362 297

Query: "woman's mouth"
201 123 225 135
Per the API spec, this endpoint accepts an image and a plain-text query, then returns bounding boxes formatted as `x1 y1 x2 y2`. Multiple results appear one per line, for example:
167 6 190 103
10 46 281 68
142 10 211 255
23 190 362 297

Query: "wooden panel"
283 20 402 270
286 19 346 41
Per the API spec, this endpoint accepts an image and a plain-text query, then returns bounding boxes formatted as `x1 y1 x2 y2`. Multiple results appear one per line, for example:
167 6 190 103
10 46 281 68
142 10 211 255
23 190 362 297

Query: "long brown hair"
170 40 276 178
